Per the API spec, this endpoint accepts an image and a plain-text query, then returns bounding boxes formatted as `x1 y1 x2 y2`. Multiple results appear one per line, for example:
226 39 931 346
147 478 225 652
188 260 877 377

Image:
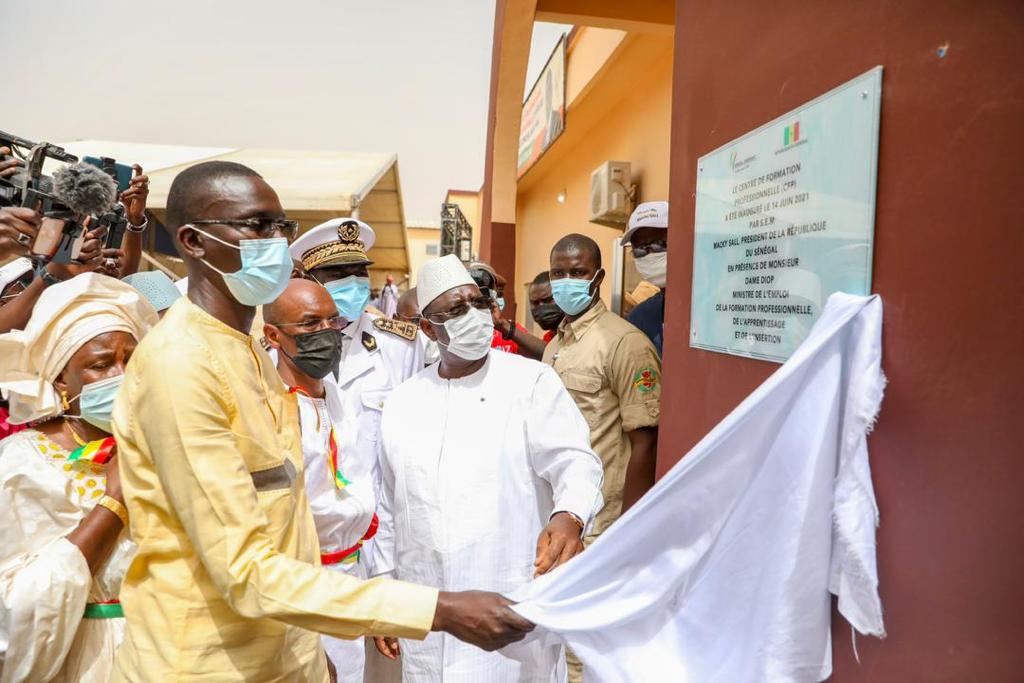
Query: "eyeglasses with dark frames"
631 241 667 259
268 315 347 334
190 217 299 241
424 296 493 324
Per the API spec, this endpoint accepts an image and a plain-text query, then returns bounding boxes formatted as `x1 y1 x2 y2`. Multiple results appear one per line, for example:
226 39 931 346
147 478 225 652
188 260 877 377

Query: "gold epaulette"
372 317 418 341
366 305 386 317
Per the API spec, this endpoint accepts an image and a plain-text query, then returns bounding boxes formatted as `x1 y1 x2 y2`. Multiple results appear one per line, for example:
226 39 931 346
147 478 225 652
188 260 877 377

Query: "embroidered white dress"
0 429 135 683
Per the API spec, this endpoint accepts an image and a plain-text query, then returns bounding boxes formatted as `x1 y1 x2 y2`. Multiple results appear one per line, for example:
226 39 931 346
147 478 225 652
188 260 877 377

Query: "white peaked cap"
622 200 669 244
417 254 475 312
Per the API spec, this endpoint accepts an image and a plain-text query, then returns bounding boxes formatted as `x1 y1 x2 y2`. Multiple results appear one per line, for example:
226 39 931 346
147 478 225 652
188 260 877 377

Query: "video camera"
1 130 131 267
0 130 76 211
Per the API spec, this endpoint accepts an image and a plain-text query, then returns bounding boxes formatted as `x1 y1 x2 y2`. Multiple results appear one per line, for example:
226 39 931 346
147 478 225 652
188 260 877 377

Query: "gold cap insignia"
338 220 362 244
302 219 374 271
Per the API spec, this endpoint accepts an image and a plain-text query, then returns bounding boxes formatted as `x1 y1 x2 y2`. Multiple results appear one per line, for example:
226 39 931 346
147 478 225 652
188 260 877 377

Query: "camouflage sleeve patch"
373 317 418 341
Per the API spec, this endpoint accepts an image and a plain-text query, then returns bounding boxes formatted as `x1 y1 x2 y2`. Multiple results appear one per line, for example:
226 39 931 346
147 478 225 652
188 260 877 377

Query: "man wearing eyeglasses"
287 218 423 525
264 277 381 681
111 162 536 682
623 201 669 357
371 254 603 682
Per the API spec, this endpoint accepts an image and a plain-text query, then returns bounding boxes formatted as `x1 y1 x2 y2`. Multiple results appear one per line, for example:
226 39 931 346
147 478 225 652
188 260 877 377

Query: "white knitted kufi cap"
416 254 475 312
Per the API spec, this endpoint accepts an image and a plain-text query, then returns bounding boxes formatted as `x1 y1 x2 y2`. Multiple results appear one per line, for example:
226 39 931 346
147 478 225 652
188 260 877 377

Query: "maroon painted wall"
660 1 1024 680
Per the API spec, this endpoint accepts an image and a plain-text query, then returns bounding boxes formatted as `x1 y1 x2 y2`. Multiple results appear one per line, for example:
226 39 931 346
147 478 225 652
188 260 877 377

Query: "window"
426 244 439 255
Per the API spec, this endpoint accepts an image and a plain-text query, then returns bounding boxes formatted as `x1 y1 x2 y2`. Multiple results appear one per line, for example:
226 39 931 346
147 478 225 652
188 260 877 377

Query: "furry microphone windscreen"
52 163 118 216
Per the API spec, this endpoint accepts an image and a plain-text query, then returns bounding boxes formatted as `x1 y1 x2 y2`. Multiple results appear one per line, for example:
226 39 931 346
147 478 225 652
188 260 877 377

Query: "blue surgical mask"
551 272 600 316
75 374 125 434
192 228 292 306
324 275 371 323
495 296 506 312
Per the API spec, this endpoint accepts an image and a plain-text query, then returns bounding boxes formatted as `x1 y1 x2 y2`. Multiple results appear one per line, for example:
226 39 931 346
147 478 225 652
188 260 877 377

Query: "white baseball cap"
622 201 669 244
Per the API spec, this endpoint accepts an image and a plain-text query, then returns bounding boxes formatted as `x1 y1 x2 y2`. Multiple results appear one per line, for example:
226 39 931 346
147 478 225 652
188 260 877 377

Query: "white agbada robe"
504 293 886 683
293 377 377 680
374 350 604 683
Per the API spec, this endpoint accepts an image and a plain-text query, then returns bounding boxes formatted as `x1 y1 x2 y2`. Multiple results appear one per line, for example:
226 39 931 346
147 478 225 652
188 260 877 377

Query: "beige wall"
405 225 442 286
513 29 673 323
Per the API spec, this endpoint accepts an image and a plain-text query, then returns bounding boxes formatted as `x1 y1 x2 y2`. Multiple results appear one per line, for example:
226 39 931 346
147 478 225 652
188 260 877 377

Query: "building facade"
477 1 1024 680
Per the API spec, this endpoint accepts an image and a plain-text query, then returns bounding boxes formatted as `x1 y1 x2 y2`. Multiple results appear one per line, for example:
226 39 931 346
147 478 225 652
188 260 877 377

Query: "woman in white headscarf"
0 272 157 683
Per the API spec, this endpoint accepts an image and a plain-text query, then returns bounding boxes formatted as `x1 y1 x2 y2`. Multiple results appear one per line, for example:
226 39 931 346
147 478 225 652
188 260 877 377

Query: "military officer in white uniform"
287 218 422 681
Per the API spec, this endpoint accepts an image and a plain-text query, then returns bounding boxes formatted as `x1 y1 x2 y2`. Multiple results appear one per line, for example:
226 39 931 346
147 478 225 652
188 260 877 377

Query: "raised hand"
120 165 149 226
0 206 40 258
0 146 24 179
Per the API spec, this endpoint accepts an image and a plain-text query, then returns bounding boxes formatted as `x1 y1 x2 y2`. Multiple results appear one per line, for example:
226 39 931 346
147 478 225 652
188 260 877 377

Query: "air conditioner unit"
589 161 632 227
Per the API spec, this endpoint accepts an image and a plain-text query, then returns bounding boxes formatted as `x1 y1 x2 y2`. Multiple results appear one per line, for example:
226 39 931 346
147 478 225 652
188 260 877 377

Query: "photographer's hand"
117 165 147 277
0 146 24 179
120 165 149 227
0 206 40 258
45 227 104 280
97 248 125 277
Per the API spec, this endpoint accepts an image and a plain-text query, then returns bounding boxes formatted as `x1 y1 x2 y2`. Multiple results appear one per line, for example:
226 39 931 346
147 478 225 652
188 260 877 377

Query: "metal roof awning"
50 140 411 276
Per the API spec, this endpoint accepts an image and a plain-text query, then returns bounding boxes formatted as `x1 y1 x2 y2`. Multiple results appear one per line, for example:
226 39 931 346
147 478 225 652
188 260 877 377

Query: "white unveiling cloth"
505 293 886 683
374 350 604 682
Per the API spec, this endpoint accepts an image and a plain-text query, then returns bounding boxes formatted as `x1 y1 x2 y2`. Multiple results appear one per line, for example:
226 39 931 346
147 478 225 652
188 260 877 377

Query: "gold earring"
60 390 70 412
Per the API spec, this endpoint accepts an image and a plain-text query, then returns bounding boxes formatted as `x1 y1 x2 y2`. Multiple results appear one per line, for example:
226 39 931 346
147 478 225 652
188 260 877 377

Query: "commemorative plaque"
690 67 882 362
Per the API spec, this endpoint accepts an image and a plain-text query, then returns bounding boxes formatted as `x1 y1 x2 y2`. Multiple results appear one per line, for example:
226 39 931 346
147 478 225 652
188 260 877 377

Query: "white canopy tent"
48 141 412 281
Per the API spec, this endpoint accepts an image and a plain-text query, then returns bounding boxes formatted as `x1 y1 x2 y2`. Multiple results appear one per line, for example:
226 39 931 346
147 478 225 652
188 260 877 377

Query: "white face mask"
634 252 668 288
424 338 441 365
437 307 494 361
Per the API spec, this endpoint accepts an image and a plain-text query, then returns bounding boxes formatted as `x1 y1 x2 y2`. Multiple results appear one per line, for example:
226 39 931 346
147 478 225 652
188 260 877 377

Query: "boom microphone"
52 162 118 216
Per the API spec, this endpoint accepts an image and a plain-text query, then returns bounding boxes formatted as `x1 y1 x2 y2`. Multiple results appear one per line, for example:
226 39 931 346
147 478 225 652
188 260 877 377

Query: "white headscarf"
0 273 158 425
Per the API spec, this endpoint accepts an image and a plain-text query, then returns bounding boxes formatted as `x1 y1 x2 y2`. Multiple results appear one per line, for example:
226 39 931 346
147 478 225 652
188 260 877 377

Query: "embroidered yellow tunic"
110 297 437 682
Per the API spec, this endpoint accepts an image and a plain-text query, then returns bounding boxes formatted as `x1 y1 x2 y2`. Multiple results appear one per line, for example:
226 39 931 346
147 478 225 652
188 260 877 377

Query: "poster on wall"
518 34 566 178
690 66 883 363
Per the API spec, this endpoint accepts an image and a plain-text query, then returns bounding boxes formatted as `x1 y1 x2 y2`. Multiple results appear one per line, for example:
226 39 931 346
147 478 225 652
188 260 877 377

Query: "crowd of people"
0 156 672 682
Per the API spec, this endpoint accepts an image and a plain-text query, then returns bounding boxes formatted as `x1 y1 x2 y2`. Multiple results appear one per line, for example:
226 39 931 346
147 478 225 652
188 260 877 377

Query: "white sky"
1 0 570 225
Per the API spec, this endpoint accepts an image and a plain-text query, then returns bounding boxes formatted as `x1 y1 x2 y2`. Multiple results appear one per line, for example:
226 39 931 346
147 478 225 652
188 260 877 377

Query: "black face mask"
532 303 565 331
281 327 343 379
